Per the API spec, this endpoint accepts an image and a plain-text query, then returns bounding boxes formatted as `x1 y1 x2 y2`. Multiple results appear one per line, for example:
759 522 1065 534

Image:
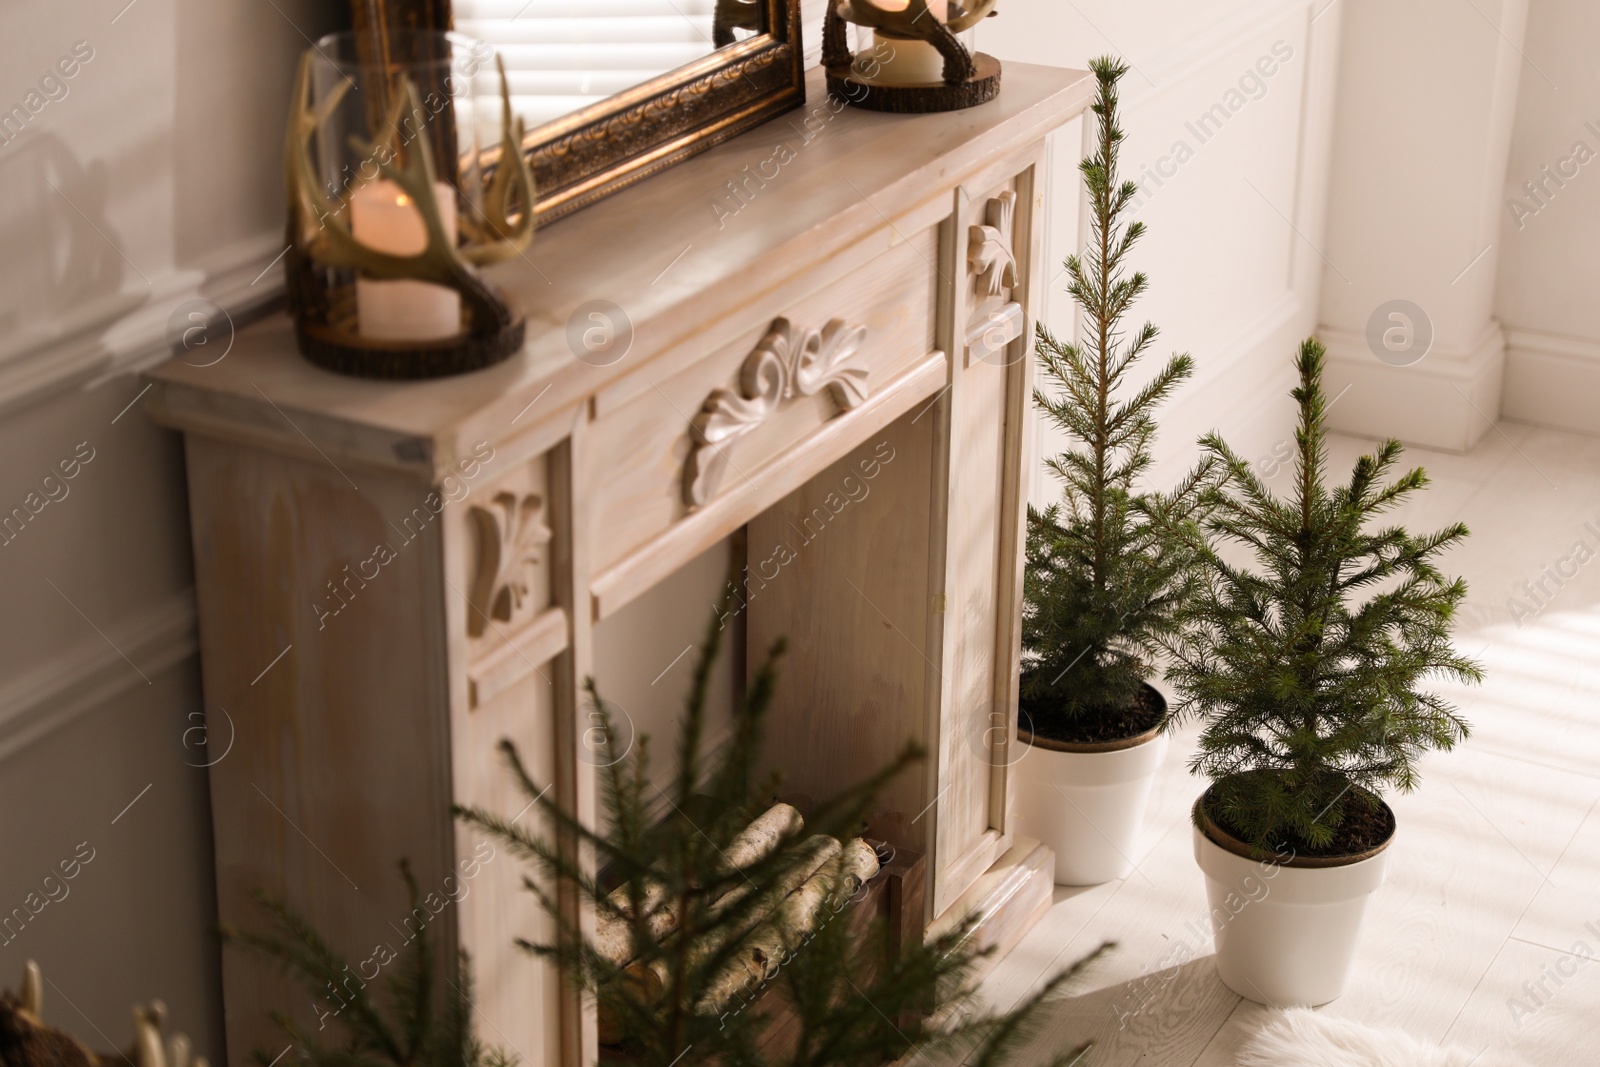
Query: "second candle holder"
822 0 1002 114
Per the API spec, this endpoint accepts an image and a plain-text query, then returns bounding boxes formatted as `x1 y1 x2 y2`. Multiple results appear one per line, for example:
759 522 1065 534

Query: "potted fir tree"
1014 56 1212 886
1166 339 1483 1006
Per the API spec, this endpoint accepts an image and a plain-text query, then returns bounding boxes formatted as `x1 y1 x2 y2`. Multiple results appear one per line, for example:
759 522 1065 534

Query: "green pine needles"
224 863 515 1067
1022 56 1212 741
1168 339 1484 854
458 599 1109 1067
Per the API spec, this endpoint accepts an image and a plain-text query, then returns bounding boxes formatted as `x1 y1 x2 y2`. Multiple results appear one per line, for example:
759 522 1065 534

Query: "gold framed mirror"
429 0 807 224
521 0 806 222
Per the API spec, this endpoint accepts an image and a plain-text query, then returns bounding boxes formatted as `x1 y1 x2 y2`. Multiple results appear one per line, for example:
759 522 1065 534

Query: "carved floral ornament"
966 190 1026 362
683 317 871 507
467 491 552 637
968 189 1018 298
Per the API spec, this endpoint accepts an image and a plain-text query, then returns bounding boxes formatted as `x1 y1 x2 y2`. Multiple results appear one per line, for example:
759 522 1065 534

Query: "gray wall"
0 2 333 1061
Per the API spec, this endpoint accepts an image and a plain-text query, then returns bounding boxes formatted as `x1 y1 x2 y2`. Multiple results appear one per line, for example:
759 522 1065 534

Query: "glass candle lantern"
285 29 534 379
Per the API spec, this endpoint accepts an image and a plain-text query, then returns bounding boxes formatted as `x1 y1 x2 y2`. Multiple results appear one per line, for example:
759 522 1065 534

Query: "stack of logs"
595 802 883 1044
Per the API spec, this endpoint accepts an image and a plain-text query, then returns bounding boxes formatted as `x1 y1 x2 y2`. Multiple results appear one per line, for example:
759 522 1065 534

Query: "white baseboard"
0 230 285 418
1317 320 1506 452
0 591 198 765
1502 326 1600 437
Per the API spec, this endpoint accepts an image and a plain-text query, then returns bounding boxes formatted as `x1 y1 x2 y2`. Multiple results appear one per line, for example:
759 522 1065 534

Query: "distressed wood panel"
590 353 946 621
449 655 563 1067
745 415 936 854
589 231 939 573
440 448 565 1067
186 440 455 1067
930 171 1037 916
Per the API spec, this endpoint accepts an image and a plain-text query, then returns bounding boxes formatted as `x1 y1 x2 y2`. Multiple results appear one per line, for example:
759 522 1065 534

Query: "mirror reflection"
454 0 771 129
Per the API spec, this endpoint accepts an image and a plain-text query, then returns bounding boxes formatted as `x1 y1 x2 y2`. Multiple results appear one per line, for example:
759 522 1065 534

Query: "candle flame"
396 193 411 207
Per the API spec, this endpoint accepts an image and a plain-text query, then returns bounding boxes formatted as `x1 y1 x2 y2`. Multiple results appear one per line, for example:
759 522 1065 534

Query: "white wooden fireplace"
145 62 1091 1067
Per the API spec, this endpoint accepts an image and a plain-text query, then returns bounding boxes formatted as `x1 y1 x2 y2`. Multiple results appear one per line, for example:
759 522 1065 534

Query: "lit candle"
859 0 950 86
350 179 461 341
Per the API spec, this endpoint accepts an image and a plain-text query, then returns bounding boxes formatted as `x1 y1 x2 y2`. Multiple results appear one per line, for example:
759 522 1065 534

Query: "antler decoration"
284 51 536 336
711 0 766 47
1 961 209 1067
457 61 538 265
833 0 1000 84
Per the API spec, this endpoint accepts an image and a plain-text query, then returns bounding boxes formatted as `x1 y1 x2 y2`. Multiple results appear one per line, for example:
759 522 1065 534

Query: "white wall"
1311 0 1600 447
0 1 331 1062
1315 0 1532 452
1494 0 1600 436
977 0 1345 499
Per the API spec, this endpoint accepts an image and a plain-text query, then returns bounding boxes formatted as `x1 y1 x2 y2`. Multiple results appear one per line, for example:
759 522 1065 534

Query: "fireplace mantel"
146 61 1091 1067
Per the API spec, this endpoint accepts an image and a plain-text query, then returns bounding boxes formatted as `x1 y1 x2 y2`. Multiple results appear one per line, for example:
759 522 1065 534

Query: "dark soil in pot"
1019 681 1166 748
1196 780 1397 867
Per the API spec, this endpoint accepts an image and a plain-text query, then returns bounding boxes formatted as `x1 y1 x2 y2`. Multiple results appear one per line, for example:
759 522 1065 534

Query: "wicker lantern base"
292 285 526 381
825 52 1001 114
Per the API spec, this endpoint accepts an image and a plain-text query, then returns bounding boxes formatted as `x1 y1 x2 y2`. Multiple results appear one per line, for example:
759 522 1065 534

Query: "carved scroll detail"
467 491 552 637
683 317 870 507
968 190 1018 298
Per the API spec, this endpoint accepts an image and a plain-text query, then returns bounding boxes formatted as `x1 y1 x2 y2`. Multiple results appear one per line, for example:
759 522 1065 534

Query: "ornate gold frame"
350 0 804 224
521 0 806 223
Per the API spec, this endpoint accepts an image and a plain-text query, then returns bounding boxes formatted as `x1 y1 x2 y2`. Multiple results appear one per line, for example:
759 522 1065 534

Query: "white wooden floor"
954 424 1600 1066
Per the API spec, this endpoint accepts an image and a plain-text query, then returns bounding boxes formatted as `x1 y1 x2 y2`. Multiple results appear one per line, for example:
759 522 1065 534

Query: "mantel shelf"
143 62 1090 482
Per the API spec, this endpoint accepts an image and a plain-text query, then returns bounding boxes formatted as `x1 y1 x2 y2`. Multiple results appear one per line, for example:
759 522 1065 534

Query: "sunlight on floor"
942 424 1600 1067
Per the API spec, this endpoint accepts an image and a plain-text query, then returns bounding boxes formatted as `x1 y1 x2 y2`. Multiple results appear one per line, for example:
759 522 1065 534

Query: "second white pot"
1192 803 1391 1007
1013 722 1168 886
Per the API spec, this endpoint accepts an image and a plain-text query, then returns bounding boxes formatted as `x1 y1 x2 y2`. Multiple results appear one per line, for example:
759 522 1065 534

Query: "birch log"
699 838 881 1013
643 834 842 991
594 881 675 969
594 802 806 967
723 801 807 869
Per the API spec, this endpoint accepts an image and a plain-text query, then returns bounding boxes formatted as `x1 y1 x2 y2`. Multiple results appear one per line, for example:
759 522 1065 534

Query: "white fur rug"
1238 1009 1531 1067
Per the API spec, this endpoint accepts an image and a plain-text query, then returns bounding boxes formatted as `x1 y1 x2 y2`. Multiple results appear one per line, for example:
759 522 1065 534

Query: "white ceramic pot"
1191 801 1392 1007
1012 718 1168 886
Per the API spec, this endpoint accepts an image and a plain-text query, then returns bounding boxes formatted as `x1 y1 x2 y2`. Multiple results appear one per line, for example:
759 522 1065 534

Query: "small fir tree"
1022 56 1213 741
459 600 1110 1067
224 863 515 1067
1167 339 1484 854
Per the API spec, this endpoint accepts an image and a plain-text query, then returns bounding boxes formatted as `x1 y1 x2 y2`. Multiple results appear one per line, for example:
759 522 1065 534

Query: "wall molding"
0 230 285 419
1503 326 1600 437
0 591 198 765
1318 318 1506 452
1124 0 1313 106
